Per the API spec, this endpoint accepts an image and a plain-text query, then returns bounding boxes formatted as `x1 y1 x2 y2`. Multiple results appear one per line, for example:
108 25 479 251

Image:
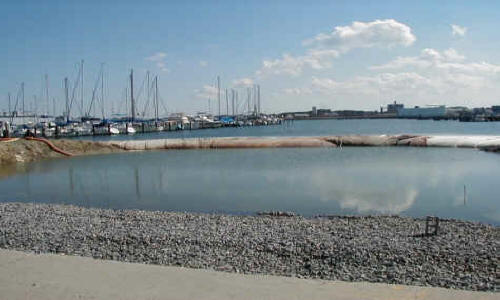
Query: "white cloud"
257 19 415 77
305 19 416 52
371 48 500 75
451 24 467 37
306 62 498 108
283 87 312 95
146 52 169 72
232 78 254 87
311 72 436 96
147 52 166 61
195 85 226 99
199 60 208 67
257 49 339 77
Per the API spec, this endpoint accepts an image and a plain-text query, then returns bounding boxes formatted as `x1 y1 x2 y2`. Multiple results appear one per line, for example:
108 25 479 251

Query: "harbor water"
0 118 499 225
79 118 500 141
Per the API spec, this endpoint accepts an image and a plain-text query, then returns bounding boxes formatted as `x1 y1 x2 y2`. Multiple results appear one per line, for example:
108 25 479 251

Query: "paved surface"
0 249 497 300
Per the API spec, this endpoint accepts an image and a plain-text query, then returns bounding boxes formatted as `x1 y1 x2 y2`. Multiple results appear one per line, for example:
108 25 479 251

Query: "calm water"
79 119 500 141
1 145 499 225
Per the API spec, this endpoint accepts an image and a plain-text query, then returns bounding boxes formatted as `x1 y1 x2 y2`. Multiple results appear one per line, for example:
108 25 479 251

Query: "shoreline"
1 202 498 292
1 134 499 166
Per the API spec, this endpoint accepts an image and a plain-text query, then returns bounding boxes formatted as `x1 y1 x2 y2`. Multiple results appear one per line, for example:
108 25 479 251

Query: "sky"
1 0 500 117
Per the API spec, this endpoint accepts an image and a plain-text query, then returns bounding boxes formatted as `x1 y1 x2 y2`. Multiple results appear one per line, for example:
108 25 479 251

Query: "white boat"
126 123 136 134
43 127 56 137
109 127 120 135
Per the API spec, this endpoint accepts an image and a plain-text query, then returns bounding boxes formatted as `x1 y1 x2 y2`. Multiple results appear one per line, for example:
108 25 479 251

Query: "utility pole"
64 78 69 122
130 69 135 121
217 76 220 117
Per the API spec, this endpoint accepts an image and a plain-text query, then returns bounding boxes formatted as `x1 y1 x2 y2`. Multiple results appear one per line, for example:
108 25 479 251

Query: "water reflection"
0 147 499 224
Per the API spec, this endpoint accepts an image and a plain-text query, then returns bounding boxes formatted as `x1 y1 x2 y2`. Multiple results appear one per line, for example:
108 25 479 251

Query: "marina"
1 2 500 297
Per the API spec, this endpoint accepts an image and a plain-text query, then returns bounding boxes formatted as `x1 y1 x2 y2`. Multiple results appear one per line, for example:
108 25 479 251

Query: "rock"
0 202 497 292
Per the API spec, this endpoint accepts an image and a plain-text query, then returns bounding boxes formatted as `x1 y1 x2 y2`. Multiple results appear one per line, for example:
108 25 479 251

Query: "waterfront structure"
491 106 500 115
397 105 446 119
387 101 404 113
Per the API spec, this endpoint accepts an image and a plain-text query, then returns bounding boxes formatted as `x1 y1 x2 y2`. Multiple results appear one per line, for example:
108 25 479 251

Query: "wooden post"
425 216 439 236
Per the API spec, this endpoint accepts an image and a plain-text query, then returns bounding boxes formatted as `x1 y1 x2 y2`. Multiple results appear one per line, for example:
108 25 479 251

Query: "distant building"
317 109 333 117
491 106 500 115
446 106 469 119
397 105 446 119
293 113 310 118
335 110 367 117
387 101 404 113
312 106 317 117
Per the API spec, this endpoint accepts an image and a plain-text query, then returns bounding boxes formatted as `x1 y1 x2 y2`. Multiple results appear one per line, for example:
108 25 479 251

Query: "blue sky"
1 0 500 116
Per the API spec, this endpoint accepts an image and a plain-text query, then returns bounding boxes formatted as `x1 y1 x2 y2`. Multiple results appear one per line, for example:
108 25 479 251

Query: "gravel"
0 202 498 292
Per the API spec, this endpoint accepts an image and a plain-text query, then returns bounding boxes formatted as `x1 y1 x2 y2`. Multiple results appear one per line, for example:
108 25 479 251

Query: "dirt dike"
2 135 499 167
0 138 123 165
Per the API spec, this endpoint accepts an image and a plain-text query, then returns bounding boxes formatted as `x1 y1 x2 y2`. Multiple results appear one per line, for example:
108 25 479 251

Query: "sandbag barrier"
105 135 500 152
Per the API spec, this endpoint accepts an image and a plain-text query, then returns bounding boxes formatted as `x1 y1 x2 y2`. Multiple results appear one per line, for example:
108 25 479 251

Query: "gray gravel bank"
0 202 498 292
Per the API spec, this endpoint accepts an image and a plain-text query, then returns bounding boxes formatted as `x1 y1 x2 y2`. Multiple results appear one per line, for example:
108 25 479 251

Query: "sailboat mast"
257 84 261 116
235 91 238 115
101 64 105 119
81 60 84 118
33 95 37 123
45 74 49 117
21 82 25 117
155 76 159 121
217 76 220 117
225 88 228 116
7 93 11 117
231 89 235 116
146 71 150 118
247 87 250 115
64 78 69 122
253 85 257 115
130 69 135 121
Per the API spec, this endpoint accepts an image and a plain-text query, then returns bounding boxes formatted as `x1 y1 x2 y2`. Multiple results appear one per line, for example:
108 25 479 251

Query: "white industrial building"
397 105 446 118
